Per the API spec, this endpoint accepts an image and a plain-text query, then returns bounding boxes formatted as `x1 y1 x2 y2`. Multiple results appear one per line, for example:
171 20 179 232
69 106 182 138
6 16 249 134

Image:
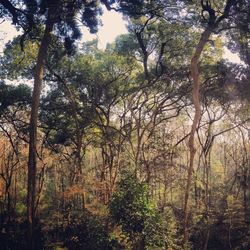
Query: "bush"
109 174 181 249
63 210 112 250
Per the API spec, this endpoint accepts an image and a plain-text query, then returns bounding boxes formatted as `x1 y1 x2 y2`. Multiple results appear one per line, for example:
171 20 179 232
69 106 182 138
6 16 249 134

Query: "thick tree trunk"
183 27 212 246
27 21 54 250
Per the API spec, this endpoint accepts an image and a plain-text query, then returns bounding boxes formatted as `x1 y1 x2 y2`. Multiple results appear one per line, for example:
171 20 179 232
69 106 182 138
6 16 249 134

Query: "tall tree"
27 2 58 247
1 0 102 248
27 0 103 247
183 0 236 246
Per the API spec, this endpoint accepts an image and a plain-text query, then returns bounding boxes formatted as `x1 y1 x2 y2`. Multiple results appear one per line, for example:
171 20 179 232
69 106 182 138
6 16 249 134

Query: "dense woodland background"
0 0 250 249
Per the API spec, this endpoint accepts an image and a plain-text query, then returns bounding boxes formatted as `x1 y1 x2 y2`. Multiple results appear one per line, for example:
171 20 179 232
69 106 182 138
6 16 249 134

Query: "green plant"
109 174 180 249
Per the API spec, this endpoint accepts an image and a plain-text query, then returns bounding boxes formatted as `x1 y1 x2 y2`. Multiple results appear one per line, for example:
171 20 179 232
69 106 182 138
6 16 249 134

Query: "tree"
183 0 237 246
1 0 103 248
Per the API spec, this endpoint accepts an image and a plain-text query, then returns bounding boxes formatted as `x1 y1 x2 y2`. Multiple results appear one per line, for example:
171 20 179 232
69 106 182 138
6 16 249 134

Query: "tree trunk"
183 27 212 246
27 20 54 250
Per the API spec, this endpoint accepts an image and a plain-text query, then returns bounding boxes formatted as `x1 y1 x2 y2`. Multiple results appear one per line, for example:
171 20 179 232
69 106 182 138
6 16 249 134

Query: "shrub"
109 174 181 249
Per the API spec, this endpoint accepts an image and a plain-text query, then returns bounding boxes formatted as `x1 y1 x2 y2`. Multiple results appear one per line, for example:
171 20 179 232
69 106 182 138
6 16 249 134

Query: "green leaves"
1 37 39 80
109 174 181 249
0 82 31 112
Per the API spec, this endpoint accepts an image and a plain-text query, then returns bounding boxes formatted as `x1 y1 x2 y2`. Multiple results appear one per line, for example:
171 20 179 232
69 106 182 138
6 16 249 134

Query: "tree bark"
27 19 55 250
183 27 212 246
182 1 236 238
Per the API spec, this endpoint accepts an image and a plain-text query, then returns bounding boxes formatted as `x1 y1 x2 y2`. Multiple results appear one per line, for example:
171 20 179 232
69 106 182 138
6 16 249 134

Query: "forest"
0 0 249 249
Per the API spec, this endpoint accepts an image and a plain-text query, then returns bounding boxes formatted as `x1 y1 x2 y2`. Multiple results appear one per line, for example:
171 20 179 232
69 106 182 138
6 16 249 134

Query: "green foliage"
0 82 31 112
40 44 139 150
109 174 181 249
0 37 38 79
109 174 152 233
161 207 182 250
63 210 113 250
16 203 26 215
113 33 139 58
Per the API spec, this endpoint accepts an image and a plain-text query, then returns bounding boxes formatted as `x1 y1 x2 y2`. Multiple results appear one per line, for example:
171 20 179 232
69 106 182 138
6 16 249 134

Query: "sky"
80 9 128 49
0 20 20 52
0 9 241 63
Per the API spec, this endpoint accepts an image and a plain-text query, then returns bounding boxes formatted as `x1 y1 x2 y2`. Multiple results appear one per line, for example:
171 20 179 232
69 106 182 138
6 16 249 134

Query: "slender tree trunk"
183 27 212 246
27 20 54 250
